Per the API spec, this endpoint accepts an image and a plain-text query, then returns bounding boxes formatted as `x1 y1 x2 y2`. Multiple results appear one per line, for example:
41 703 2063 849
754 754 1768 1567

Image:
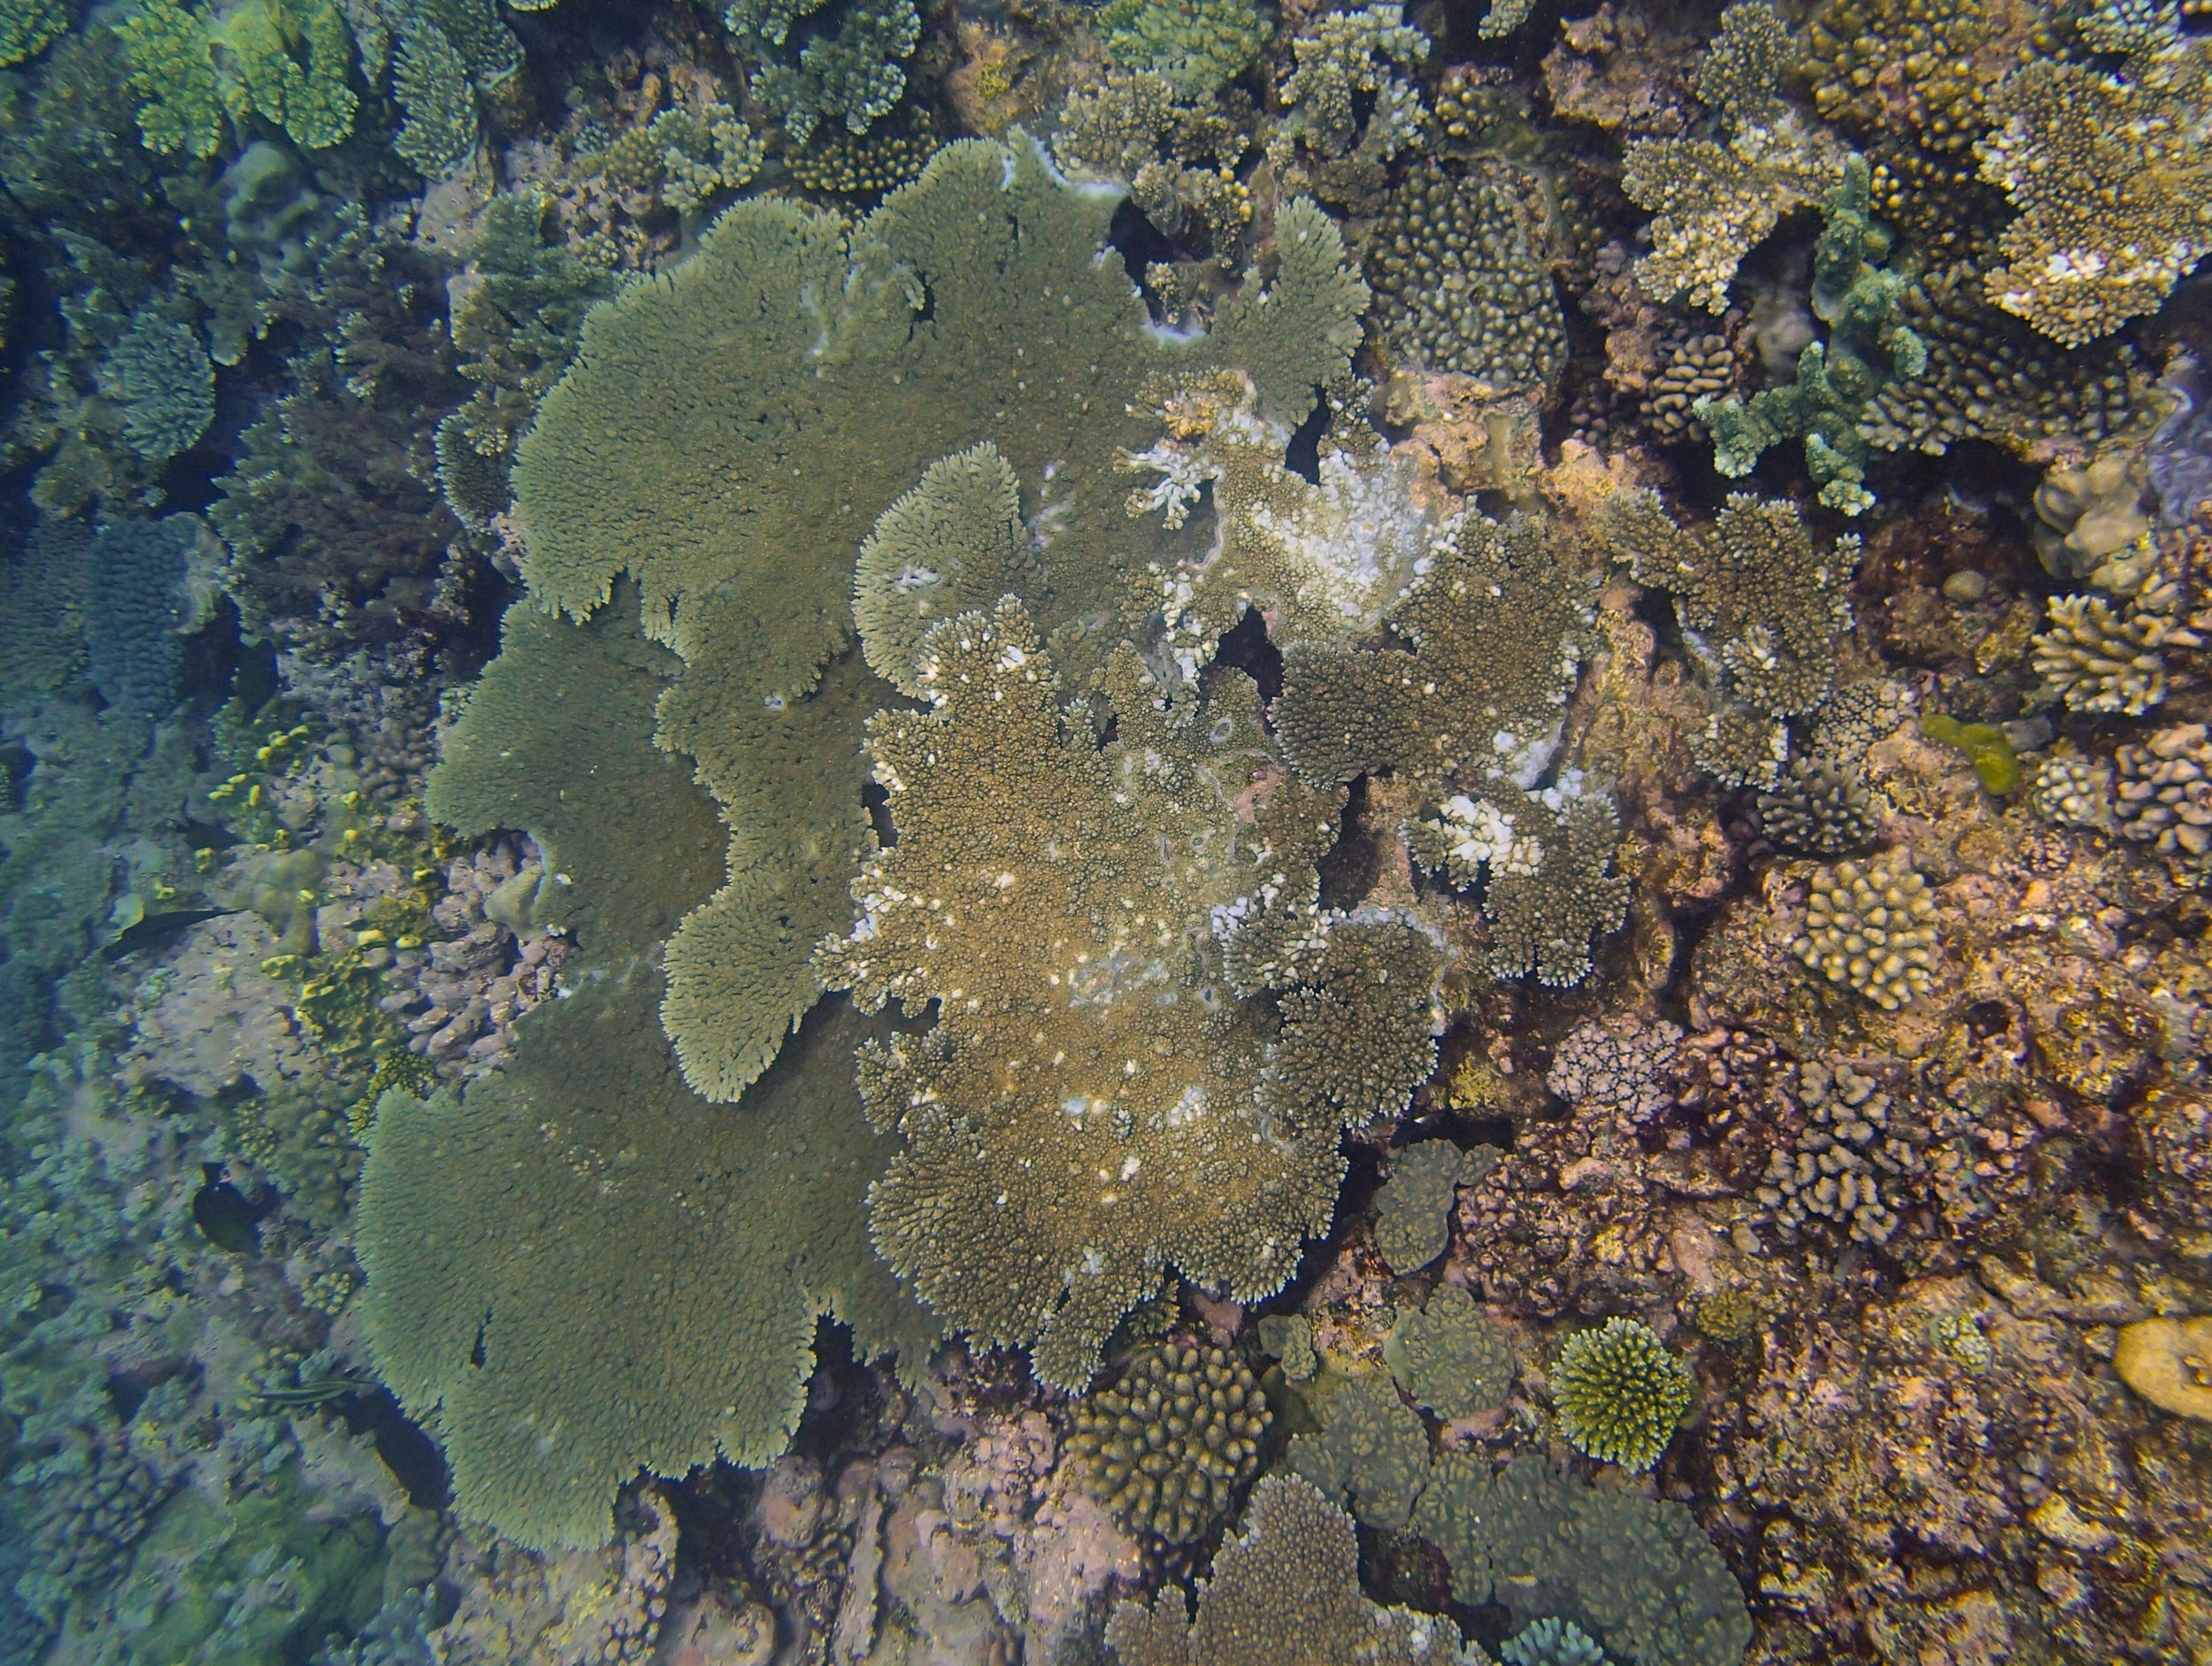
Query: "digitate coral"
822 599 1442 1386
1976 32 2212 346
1095 0 1269 97
1549 1317 1694 1472
1364 157 1565 390
782 96 939 196
1757 754 1879 855
1748 1058 1924 1247
510 137 1363 1104
1 0 67 65
1862 263 2149 463
1051 70 1253 257
1268 3 1429 206
2113 722 2212 869
1104 1475 1464 1665
1067 1341 1271 1543
1792 848 1941 1010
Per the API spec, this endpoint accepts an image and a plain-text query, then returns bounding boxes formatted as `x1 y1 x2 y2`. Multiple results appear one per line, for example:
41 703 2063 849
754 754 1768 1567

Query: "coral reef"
822 600 1442 1386
1066 1340 1270 1543
1105 1475 1463 1665
1364 157 1566 390
1548 1317 1694 1472
1792 849 1942 1010
8 0 2212 1658
510 135 1363 1104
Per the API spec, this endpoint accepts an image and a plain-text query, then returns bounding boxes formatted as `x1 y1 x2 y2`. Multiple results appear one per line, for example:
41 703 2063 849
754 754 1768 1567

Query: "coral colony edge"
4 0 2212 1661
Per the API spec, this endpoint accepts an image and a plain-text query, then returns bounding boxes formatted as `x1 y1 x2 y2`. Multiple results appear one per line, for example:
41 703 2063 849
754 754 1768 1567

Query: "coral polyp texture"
822 599 1443 1386
1792 849 1942 1010
1067 1340 1271 1543
1548 1317 1694 1472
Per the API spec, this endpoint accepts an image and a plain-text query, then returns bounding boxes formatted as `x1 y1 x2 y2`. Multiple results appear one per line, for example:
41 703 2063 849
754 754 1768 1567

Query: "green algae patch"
1920 712 2021 795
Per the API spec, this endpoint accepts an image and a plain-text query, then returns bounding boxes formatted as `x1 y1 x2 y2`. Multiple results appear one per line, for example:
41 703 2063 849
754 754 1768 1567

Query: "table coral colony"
1 0 2210 1662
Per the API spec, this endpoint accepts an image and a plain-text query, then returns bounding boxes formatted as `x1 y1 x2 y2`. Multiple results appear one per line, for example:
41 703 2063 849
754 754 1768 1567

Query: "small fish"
250 1375 378 1408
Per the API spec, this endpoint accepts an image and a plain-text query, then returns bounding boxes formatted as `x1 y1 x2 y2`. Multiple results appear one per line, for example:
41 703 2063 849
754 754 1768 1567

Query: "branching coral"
510 137 1364 1103
98 315 214 462
743 0 921 145
1693 157 1925 515
1596 490 1857 786
2032 586 2202 716
820 599 1442 1386
1976 30 2212 346
1550 1318 1694 1472
1051 70 1253 259
1095 0 1269 97
1748 1057 1924 1247
2114 722 2212 869
1621 4 1849 311
1104 1476 1464 1665
117 0 359 157
1267 3 1429 206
